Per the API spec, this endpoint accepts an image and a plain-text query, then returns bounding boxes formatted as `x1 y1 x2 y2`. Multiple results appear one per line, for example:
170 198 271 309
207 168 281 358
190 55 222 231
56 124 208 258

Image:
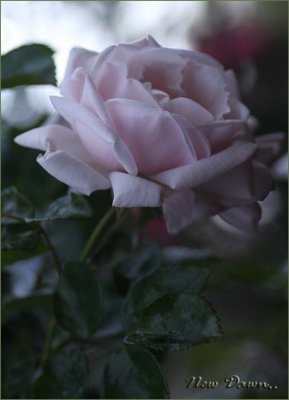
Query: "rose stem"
38 226 62 365
40 318 57 366
40 225 62 274
80 206 117 263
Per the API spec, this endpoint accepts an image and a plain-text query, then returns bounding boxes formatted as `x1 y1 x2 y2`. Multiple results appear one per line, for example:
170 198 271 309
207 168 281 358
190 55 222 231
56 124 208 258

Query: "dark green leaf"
3 290 53 312
2 191 93 224
124 293 222 351
1 224 47 266
123 241 163 279
54 262 102 338
2 246 48 267
27 193 93 222
2 44 56 89
31 348 88 399
2 225 41 251
1 186 34 222
123 264 209 332
102 345 169 398
113 242 162 292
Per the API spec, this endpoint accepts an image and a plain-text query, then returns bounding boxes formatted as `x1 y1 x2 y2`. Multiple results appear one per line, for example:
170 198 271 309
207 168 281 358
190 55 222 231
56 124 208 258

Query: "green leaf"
113 242 162 293
1 186 35 222
2 246 48 267
54 262 102 338
102 345 169 398
124 293 222 351
2 44 56 89
123 264 209 332
31 348 88 399
3 290 53 312
1 224 47 266
2 225 41 251
2 190 93 224
27 193 93 222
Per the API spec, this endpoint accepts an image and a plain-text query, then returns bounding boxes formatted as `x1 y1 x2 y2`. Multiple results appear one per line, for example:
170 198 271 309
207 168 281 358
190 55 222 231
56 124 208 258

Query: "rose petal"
91 35 160 73
252 161 274 200
197 161 254 201
146 34 161 47
132 47 186 97
37 150 110 195
163 190 220 234
224 70 240 99
173 115 211 159
225 97 250 121
151 141 257 190
199 120 250 152
113 138 138 176
81 75 113 125
50 96 115 143
106 98 195 174
110 172 162 207
176 48 223 69
182 61 230 118
272 153 288 180
94 61 159 107
255 132 285 164
218 203 262 232
165 97 214 125
14 124 99 170
75 122 122 173
60 47 97 100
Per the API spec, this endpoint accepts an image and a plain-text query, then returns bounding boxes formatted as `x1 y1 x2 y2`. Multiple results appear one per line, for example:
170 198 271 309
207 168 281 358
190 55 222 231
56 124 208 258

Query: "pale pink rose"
15 36 283 233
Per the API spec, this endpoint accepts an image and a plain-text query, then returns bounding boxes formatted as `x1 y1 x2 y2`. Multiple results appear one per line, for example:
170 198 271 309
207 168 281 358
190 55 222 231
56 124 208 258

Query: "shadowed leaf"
2 44 56 89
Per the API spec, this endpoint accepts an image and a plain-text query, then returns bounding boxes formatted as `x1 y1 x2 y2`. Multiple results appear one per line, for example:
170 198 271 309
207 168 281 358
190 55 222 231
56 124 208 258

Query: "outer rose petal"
14 124 98 168
37 150 111 195
163 190 221 234
106 99 195 174
110 172 162 207
182 61 230 118
128 47 186 97
93 61 159 107
224 70 240 99
272 153 288 180
151 141 257 190
92 42 185 97
175 48 223 69
113 138 138 176
218 203 262 232
75 123 123 173
165 97 214 125
252 161 274 200
60 47 97 100
90 35 161 74
255 133 285 164
50 96 115 143
51 96 138 175
80 75 113 126
199 120 251 153
174 115 211 160
225 97 250 121
197 162 254 202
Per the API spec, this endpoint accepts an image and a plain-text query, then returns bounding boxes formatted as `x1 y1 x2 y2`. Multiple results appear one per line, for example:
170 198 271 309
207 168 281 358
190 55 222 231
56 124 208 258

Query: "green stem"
41 319 57 366
1 212 24 222
80 207 116 262
52 334 72 353
40 225 62 274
